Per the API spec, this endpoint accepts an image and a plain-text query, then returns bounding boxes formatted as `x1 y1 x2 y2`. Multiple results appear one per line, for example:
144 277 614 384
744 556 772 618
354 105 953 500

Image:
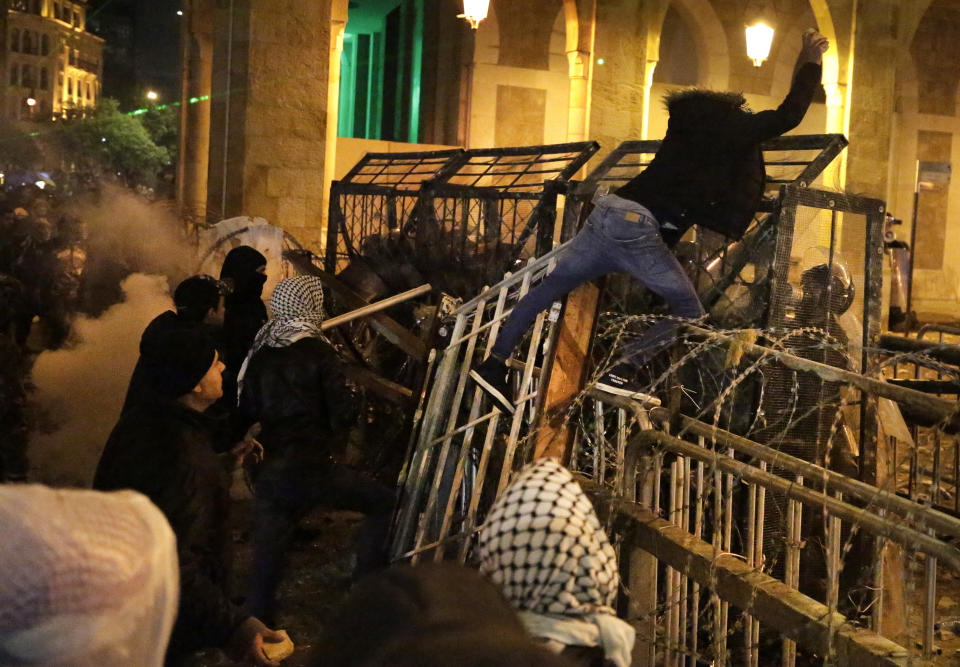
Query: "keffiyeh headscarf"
478 458 635 667
0 485 178 666
236 275 328 396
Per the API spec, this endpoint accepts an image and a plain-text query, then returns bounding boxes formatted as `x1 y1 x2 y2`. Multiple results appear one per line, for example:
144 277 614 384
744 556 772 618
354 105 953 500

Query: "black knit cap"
142 328 218 399
173 275 229 323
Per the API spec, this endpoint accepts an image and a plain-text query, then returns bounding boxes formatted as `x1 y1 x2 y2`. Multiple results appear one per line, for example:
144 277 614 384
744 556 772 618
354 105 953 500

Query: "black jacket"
93 400 245 657
238 337 355 459
616 62 822 244
220 297 267 406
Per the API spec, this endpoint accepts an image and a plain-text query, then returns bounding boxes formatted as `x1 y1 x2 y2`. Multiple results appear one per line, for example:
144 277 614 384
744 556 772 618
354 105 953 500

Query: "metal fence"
325 142 599 299
388 133 960 662
881 327 960 515
389 242 960 664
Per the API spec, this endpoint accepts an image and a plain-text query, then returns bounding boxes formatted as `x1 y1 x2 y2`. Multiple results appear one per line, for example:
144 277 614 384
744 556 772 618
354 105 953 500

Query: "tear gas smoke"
28 273 173 486
68 185 197 315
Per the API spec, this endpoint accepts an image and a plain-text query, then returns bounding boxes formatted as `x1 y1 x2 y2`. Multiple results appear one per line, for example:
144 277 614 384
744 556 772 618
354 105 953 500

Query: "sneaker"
470 356 515 414
595 365 661 405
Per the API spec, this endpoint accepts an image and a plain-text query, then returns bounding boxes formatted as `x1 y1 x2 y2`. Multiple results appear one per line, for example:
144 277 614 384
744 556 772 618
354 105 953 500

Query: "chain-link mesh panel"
326 143 599 299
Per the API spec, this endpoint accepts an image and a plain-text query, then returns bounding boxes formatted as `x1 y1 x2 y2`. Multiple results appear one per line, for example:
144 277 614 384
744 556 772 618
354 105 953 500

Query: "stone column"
321 1 348 247
177 0 214 225
566 49 590 142
586 0 668 158
206 0 341 250
843 1 898 202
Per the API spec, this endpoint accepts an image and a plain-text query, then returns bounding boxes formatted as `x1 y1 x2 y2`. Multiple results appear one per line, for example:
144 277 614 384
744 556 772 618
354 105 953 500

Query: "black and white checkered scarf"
236 275 327 398
478 458 619 616
478 458 635 666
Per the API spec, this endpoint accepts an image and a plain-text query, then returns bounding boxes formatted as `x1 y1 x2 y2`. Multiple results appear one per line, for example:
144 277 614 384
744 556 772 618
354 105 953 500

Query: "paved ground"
190 505 363 666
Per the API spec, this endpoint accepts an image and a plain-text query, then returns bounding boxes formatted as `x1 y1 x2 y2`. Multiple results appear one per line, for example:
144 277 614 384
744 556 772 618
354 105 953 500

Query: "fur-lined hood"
663 88 749 129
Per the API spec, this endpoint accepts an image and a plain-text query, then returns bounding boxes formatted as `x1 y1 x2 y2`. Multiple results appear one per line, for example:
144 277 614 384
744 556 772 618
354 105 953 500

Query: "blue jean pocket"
600 209 657 243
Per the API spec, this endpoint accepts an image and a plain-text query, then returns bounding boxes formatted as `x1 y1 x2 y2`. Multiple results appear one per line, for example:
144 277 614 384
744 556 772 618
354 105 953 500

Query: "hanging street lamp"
745 22 775 67
458 0 490 30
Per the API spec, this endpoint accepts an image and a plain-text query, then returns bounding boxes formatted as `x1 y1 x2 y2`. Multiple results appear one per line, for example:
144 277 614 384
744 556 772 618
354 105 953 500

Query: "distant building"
4 0 103 121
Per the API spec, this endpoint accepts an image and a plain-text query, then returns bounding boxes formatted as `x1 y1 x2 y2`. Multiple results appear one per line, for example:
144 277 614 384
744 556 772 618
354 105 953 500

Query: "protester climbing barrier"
391 257 960 663
325 142 599 299
389 132 960 663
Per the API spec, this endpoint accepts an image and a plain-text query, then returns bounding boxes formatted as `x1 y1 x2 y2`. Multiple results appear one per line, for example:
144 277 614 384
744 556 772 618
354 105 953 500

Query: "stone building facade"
3 0 102 122
179 0 960 320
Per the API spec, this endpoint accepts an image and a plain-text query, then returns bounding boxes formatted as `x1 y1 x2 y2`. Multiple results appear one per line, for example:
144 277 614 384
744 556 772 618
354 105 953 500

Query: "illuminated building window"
10 29 20 52
67 77 72 96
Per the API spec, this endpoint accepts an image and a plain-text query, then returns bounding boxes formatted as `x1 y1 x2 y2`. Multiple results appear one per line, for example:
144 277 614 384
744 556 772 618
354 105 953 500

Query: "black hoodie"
219 246 268 403
616 62 822 244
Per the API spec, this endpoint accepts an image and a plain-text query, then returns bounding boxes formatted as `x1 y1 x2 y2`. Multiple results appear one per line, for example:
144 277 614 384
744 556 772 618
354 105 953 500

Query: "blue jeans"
491 194 705 365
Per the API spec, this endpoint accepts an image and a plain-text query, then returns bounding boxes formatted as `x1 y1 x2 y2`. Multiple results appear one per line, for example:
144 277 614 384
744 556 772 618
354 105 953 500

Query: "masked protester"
478 459 636 667
0 484 178 666
95 328 287 666
237 275 394 625
219 246 269 407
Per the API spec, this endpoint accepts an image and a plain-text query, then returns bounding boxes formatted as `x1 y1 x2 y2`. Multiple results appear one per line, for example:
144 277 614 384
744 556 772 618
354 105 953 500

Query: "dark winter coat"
616 62 822 244
219 247 268 404
238 337 355 462
93 399 245 658
313 563 576 667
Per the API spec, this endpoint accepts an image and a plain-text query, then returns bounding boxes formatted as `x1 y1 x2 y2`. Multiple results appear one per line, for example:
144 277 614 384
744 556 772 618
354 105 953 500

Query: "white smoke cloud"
74 184 198 281
28 273 173 487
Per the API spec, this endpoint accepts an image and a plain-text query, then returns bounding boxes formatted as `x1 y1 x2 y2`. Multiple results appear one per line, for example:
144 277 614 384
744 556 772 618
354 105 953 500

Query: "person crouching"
94 328 286 666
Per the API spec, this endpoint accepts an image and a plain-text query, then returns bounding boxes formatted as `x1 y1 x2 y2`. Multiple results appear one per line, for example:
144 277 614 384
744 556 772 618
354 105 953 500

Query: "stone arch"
664 0 730 89
469 2 572 147
474 2 500 66
805 0 839 92
549 6 567 74
563 0 579 53
901 0 937 46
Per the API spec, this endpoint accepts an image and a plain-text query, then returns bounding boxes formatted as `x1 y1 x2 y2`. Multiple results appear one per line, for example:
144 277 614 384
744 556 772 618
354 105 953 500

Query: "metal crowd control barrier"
389 237 958 662
387 130 960 662
325 142 599 299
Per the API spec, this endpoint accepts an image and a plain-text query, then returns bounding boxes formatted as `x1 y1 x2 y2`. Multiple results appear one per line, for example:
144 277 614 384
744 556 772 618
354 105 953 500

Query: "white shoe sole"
469 369 516 414
594 381 662 405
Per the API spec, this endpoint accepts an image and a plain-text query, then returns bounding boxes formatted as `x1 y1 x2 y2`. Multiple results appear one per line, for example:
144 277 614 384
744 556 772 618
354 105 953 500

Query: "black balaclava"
219 246 267 302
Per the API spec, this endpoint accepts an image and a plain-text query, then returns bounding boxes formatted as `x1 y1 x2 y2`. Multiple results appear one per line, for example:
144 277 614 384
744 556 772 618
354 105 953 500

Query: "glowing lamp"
26 97 37 107
146 90 158 101
458 0 489 30
745 22 774 67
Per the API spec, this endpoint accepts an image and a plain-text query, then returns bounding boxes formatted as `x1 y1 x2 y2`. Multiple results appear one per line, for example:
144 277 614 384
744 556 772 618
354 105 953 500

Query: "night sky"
85 0 182 108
